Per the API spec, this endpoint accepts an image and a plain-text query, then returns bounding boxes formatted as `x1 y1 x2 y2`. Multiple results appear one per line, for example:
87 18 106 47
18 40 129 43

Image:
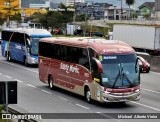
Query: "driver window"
91 59 98 73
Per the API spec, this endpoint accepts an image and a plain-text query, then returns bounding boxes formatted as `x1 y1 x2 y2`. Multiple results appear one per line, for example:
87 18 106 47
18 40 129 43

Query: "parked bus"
1 28 52 65
38 37 140 103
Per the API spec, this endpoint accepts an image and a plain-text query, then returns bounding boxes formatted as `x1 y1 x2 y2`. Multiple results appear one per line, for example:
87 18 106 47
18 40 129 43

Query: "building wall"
0 0 47 17
155 0 160 11
65 0 85 6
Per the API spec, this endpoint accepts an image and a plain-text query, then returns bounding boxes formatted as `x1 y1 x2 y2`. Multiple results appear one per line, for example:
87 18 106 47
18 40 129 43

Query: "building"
75 2 112 20
29 1 50 8
104 6 121 20
155 0 160 18
65 0 84 6
138 2 155 18
0 0 47 17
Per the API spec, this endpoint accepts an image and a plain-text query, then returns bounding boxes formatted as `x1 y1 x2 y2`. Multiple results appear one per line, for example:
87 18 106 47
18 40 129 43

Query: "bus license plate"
120 98 126 102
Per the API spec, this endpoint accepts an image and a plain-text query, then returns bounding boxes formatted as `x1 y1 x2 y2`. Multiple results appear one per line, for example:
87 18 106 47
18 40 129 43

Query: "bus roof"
2 28 52 36
40 37 135 55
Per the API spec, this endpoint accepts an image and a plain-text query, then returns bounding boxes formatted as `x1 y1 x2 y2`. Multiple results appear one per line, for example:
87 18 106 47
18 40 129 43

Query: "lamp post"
4 1 11 28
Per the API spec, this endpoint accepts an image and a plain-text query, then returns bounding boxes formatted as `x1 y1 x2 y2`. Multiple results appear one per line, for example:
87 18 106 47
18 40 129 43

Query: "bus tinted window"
39 42 90 69
11 32 25 44
2 31 12 41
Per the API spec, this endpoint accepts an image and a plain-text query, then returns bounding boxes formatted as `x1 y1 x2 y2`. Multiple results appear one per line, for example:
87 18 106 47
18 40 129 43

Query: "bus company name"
15 44 22 50
60 63 79 74
102 48 133 53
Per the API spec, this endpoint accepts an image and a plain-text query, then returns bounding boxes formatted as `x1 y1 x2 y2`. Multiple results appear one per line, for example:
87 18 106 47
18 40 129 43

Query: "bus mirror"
27 38 31 46
91 57 103 73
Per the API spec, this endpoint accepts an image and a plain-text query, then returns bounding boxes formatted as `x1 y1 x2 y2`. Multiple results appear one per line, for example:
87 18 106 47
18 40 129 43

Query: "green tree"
125 0 135 19
47 11 63 33
11 12 21 22
28 3 74 32
58 3 74 26
0 12 5 25
76 13 86 22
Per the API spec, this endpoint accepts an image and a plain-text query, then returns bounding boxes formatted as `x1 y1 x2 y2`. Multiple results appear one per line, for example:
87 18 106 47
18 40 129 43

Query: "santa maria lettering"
60 63 79 74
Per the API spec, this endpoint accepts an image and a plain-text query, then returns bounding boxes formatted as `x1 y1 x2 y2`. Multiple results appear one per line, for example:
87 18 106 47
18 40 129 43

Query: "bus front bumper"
27 56 38 64
101 90 141 102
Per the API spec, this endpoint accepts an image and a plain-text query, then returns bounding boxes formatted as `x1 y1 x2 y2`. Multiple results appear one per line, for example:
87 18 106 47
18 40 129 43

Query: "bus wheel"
48 76 54 90
7 52 11 61
85 87 92 103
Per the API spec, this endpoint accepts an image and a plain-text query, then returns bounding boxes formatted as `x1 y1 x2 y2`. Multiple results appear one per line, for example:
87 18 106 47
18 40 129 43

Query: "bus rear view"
38 38 140 103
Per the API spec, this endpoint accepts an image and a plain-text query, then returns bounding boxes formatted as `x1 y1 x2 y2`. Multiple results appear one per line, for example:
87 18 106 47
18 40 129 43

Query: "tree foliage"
125 0 135 6
0 12 5 25
29 3 74 30
2 0 20 25
125 0 135 19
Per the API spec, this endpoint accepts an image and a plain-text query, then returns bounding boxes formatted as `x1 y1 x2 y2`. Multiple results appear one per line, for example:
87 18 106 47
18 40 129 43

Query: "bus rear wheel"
85 87 92 103
48 76 54 90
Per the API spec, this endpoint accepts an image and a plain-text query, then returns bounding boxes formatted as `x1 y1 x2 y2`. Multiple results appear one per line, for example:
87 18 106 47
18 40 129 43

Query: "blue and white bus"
1 28 52 65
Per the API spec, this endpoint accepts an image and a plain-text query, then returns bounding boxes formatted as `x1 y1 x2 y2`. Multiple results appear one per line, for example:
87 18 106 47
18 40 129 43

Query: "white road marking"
75 104 90 110
0 60 38 73
131 101 160 112
96 112 101 113
58 96 68 101
0 73 2 75
142 88 160 94
41 90 52 95
4 75 12 79
27 84 37 88
14 79 23 83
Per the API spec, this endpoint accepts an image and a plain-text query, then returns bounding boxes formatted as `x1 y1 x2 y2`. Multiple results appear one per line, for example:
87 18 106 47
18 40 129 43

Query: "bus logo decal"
15 44 22 50
60 63 79 74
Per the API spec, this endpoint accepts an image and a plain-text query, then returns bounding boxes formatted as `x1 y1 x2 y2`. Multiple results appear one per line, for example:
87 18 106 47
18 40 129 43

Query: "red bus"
38 38 140 103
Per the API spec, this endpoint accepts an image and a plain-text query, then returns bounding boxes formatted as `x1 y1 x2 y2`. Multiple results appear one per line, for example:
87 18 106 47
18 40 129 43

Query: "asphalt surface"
0 45 160 122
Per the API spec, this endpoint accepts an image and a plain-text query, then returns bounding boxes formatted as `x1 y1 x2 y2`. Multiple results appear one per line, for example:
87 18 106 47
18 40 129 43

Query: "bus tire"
85 87 92 103
6 52 11 62
48 75 54 90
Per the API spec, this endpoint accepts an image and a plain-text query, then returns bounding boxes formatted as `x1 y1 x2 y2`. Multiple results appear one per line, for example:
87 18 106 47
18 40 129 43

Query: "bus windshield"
30 38 39 56
100 54 139 89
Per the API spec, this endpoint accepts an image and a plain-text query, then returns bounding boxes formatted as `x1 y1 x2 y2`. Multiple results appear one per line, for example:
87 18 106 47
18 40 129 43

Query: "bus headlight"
104 91 111 94
135 89 140 92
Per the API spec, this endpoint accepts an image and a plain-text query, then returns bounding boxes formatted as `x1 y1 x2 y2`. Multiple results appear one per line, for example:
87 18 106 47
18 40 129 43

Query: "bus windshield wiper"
112 64 121 88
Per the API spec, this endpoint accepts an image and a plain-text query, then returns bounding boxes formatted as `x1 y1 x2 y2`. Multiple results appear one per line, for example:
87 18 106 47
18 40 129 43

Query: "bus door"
9 32 25 62
91 57 103 101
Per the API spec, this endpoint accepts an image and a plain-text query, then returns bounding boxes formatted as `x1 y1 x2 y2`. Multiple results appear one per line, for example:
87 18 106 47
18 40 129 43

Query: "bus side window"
79 48 89 69
11 33 25 45
88 48 98 59
25 34 30 46
91 59 98 74
2 31 12 41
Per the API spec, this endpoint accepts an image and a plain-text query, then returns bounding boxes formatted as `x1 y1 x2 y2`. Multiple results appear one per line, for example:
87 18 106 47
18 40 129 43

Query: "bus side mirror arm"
91 57 103 74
